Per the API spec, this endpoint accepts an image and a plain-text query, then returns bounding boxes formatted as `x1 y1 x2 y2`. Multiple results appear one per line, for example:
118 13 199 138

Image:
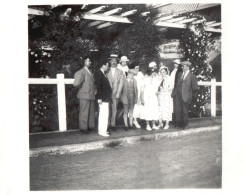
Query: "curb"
30 125 221 157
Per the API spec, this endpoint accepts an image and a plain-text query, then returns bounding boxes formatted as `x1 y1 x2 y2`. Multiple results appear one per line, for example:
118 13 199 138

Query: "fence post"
211 78 216 117
57 73 67 131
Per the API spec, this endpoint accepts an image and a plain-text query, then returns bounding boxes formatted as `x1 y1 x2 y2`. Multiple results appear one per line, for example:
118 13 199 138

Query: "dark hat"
108 54 119 60
181 61 192 66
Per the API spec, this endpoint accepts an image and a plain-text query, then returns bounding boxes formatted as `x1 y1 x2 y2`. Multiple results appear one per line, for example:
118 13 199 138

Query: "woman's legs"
133 118 141 128
159 119 164 128
164 120 169 129
152 120 159 130
146 120 152 131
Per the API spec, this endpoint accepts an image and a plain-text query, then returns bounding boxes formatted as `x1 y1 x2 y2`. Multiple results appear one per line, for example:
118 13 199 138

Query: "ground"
30 130 221 190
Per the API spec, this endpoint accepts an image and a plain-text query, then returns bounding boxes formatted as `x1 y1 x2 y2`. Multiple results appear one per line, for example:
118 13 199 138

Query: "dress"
141 73 161 121
158 75 174 121
126 79 136 118
133 71 144 118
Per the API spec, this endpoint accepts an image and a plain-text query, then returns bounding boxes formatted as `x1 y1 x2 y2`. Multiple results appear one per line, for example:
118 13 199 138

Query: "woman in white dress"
132 65 144 128
157 66 174 129
141 62 161 131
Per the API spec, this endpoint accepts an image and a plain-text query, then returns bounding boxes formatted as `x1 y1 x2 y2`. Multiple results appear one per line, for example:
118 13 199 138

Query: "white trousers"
98 102 109 134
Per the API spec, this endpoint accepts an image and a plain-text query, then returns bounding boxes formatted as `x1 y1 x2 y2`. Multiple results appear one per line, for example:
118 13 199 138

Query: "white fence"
28 73 222 132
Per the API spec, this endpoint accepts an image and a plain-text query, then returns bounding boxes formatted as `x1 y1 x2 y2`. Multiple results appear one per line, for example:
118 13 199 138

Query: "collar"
184 70 190 75
100 68 105 74
117 64 129 71
84 66 91 74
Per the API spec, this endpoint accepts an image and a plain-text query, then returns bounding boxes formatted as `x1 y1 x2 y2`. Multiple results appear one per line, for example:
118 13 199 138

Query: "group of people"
73 54 198 137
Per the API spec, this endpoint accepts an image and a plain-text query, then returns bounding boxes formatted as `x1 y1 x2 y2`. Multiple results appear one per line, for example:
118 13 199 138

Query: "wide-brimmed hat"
108 54 119 60
173 59 181 65
120 56 130 62
149 61 157 68
128 69 137 75
181 61 192 66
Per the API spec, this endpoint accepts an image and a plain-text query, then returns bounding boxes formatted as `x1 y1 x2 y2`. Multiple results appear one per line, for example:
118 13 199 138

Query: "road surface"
30 130 222 190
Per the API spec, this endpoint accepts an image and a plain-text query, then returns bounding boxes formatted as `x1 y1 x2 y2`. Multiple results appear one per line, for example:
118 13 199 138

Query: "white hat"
173 59 181 64
149 61 157 68
108 54 119 59
181 61 192 66
120 56 129 62
159 66 169 74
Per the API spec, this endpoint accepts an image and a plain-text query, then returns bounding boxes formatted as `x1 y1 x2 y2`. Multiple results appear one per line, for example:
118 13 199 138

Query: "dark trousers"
174 93 190 127
79 99 95 130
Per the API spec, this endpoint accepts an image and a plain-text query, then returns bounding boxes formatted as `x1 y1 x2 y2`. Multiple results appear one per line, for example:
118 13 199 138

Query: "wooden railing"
29 73 222 131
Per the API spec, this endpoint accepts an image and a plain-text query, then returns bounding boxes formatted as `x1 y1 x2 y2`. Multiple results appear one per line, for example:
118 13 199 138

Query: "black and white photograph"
1 0 245 194
27 3 222 190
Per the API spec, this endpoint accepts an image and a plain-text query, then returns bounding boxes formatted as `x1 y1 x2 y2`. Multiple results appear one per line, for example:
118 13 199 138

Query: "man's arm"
73 71 85 88
116 71 125 98
192 74 198 91
94 72 103 101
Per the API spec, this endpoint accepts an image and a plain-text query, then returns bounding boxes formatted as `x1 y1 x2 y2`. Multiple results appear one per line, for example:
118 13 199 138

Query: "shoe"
146 125 152 131
183 125 189 130
124 126 129 131
163 125 169 130
129 126 135 130
88 128 95 133
110 126 117 131
98 132 110 137
133 121 141 129
80 130 90 135
159 123 164 128
152 125 159 130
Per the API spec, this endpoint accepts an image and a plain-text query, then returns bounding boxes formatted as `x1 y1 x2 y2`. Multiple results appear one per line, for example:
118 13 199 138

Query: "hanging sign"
159 40 184 59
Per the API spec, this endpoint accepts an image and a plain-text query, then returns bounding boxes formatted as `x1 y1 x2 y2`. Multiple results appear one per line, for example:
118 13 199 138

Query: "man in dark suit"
170 59 182 89
170 59 182 127
94 60 112 137
172 61 198 129
73 56 96 134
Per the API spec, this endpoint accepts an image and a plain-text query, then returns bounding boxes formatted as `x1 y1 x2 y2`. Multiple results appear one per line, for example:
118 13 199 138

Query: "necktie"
182 72 185 80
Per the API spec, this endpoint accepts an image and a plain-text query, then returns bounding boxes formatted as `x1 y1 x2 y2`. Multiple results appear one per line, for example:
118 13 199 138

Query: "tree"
181 12 213 117
28 4 164 132
107 4 165 72
29 5 99 132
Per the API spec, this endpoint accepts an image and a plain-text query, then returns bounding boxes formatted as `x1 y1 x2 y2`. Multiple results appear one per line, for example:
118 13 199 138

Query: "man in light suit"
106 54 124 130
94 60 112 137
73 56 96 134
172 61 198 129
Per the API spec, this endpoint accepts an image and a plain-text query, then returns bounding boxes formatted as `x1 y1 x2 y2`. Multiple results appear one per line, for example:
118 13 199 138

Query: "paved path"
30 130 222 190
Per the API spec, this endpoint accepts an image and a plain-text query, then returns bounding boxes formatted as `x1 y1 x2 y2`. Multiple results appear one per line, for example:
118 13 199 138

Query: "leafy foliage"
181 12 213 117
107 4 164 72
29 4 164 132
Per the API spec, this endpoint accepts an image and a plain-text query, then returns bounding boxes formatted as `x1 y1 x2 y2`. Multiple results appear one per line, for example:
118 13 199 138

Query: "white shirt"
170 68 178 86
171 68 178 76
182 70 190 80
111 67 116 78
100 68 106 77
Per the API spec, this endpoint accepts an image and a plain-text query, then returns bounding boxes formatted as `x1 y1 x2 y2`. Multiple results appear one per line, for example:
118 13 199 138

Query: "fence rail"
29 73 222 132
